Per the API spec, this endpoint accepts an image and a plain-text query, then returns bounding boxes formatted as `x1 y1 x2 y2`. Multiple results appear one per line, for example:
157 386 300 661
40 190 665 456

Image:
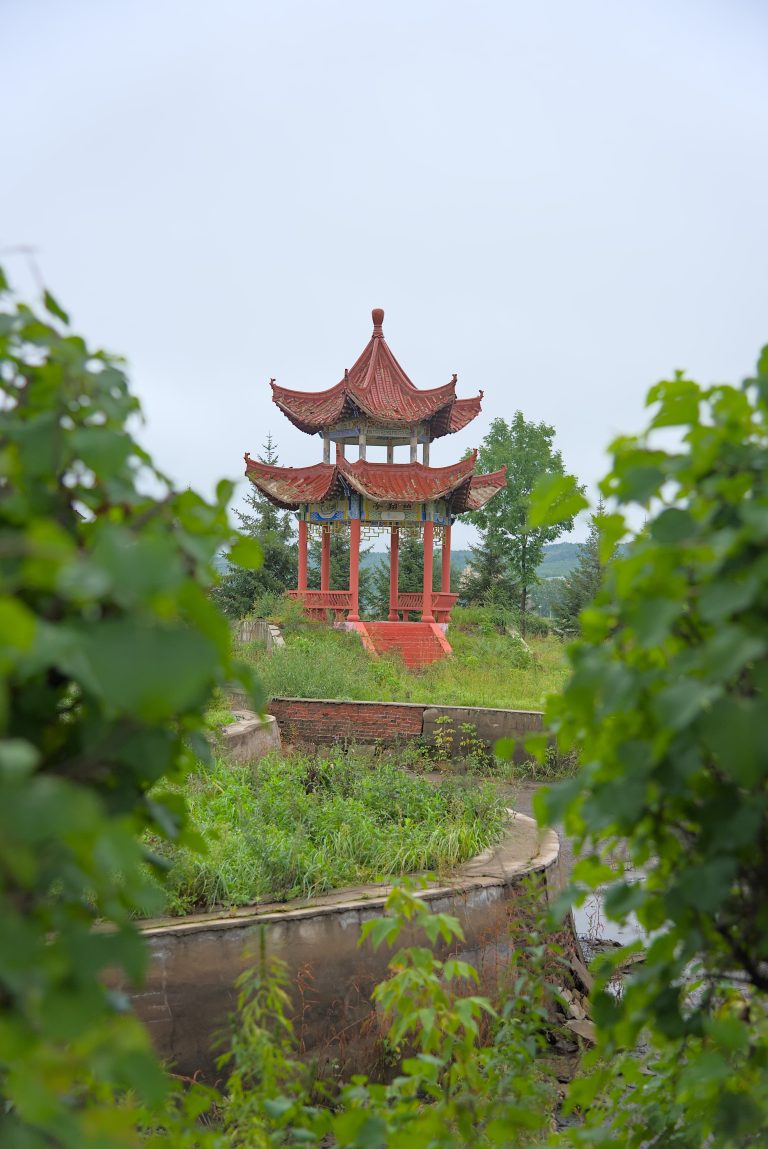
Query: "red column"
422 519 434 623
348 517 360 621
320 525 331 593
441 522 452 593
388 525 399 620
298 518 308 593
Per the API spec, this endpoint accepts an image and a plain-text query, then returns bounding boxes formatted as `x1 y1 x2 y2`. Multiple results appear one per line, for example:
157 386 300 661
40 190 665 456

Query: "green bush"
535 353 768 1145
0 271 261 1144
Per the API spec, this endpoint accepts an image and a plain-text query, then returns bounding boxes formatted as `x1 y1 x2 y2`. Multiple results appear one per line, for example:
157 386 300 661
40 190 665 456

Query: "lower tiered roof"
244 452 506 512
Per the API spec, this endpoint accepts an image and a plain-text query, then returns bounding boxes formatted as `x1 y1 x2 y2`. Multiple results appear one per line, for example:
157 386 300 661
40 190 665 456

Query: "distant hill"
361 541 581 580
218 541 582 580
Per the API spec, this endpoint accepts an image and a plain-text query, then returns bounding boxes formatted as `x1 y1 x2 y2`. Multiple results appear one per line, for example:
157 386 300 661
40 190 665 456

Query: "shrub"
0 270 260 1145
536 353 768 1145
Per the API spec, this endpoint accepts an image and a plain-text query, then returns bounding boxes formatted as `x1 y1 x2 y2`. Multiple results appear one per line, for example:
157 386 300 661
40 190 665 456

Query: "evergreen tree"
369 534 440 618
553 498 613 633
212 434 296 618
459 528 519 606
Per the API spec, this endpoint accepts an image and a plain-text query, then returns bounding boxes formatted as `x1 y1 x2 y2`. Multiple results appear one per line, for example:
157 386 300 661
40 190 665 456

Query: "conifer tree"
369 534 440 618
459 528 519 606
553 498 613 633
212 434 297 618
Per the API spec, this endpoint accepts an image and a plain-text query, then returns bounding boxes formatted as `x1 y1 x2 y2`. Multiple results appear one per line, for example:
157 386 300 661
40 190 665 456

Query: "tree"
459 527 519 607
212 433 296 618
535 357 768 1145
368 534 440 618
0 268 260 1145
553 497 614 632
467 413 583 632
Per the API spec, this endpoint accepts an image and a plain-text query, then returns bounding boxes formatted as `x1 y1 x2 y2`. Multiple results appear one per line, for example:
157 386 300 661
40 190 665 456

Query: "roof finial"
372 307 384 337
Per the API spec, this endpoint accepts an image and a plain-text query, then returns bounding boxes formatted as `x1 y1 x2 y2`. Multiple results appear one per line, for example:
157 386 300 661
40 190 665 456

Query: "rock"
564 1018 596 1044
570 955 594 994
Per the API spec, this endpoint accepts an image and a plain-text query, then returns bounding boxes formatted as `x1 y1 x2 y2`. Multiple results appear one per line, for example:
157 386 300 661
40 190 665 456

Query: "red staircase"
356 622 452 668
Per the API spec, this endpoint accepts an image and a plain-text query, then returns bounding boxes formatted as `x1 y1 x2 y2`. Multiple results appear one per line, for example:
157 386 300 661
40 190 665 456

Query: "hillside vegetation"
242 605 568 710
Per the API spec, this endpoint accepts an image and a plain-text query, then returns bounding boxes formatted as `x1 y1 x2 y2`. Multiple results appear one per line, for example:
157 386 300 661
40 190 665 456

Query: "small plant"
222 881 558 1146
431 714 455 761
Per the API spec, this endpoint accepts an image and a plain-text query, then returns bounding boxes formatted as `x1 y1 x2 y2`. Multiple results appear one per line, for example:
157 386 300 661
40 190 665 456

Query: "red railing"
288 589 458 623
288 590 352 620
395 592 458 622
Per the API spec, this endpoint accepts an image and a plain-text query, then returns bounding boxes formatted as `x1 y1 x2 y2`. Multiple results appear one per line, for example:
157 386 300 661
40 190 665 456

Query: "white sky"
3 0 768 547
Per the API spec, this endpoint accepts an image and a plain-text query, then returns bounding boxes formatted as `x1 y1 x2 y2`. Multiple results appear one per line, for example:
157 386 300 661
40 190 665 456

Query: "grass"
151 751 508 916
241 606 569 711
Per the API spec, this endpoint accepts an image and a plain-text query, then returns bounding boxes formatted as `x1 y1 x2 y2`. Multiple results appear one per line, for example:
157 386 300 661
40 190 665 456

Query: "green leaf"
43 289 70 324
528 473 588 529
647 375 701 428
70 426 134 473
0 596 36 654
653 679 720 731
333 1110 388 1148
228 535 263 570
359 917 400 950
523 731 549 762
650 507 696 544
598 512 627 563
494 736 516 760
58 621 217 720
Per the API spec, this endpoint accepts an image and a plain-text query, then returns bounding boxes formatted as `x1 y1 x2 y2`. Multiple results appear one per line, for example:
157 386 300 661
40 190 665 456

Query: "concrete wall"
235 618 285 650
126 814 569 1082
266 697 543 762
220 711 282 763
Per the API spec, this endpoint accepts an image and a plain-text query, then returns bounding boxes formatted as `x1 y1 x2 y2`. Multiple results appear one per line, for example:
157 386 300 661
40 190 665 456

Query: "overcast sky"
4 0 767 547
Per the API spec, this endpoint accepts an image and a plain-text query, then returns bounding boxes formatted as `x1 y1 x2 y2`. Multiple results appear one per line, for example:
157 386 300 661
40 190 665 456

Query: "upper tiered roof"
244 451 507 512
270 308 483 439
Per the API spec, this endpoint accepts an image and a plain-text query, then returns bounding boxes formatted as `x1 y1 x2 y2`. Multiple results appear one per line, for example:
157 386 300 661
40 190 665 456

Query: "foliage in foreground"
153 753 507 914
221 882 558 1148
535 355 768 1145
0 271 262 1146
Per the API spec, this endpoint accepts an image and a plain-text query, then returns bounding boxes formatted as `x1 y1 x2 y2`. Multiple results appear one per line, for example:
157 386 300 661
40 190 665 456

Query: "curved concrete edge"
126 813 569 1081
219 709 282 763
138 812 560 938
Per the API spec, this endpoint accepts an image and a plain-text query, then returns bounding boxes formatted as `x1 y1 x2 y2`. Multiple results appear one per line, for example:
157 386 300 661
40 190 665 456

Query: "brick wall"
267 698 424 745
266 698 543 759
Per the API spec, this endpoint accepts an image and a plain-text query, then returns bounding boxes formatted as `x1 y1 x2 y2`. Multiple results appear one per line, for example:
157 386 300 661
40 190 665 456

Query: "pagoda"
244 308 506 665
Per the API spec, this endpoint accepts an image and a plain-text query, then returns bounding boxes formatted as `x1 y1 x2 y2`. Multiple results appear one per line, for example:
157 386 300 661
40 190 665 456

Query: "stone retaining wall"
126 814 567 1081
266 697 543 762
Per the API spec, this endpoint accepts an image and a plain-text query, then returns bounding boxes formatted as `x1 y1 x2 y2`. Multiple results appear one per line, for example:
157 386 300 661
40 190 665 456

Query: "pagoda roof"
244 452 506 512
270 308 483 438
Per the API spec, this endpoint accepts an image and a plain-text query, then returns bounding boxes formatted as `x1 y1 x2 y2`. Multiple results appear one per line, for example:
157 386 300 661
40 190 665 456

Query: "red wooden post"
422 519 435 622
348 517 361 621
388 524 400 620
320 525 331 592
298 518 308 593
441 521 452 593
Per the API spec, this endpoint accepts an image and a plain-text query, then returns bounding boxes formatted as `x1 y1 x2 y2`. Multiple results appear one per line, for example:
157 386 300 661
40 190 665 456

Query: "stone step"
360 622 451 668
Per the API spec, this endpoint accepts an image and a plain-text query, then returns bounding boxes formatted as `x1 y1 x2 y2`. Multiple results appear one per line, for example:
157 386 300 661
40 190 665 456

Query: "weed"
148 751 508 915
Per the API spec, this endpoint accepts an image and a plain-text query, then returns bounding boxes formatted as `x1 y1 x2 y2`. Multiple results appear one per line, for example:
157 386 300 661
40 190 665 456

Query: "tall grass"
242 612 568 711
151 751 507 915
